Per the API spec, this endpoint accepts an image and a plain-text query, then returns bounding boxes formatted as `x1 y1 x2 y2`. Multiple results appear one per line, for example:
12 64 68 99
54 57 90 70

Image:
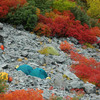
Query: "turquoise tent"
16 64 48 79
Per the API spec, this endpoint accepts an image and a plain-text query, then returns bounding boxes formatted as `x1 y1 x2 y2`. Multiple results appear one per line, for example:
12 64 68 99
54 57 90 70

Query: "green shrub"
70 7 91 27
53 0 76 12
26 0 35 6
75 0 87 7
33 0 53 14
89 18 99 27
3 5 38 31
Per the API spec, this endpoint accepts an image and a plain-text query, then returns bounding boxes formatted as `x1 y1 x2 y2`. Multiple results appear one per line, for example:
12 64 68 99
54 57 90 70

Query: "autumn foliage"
60 40 75 53
70 51 100 87
35 10 97 44
0 0 27 18
90 27 100 37
86 0 100 18
0 88 44 100
34 23 51 37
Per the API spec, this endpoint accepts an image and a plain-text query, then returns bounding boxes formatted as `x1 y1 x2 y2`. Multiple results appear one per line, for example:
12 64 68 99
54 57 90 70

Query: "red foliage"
89 74 100 87
0 88 44 100
60 40 75 53
98 19 100 23
70 51 100 87
37 10 97 44
0 0 27 18
71 64 94 80
34 23 51 37
64 96 73 100
90 27 100 37
71 63 100 87
70 51 100 69
49 86 53 90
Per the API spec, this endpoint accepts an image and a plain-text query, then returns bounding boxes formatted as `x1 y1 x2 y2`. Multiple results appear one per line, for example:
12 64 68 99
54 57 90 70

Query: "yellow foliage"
63 74 70 80
84 43 95 48
0 72 8 81
36 8 41 16
45 11 59 20
86 0 100 18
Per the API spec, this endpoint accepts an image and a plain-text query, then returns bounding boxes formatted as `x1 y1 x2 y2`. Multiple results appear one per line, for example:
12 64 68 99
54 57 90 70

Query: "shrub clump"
70 7 91 27
53 0 77 12
28 0 53 14
0 0 27 18
35 10 97 44
60 40 75 53
86 0 100 18
70 51 100 87
0 88 44 100
3 5 38 31
34 23 51 37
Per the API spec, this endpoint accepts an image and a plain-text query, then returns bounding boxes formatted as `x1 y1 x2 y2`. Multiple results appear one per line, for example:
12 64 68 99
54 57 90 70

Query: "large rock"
64 70 79 80
70 80 84 88
84 82 96 94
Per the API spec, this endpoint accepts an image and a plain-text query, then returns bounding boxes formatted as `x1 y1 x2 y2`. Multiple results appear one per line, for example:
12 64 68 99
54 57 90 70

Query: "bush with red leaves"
90 27 100 37
70 51 100 87
60 40 75 53
0 0 27 18
37 10 97 44
34 23 51 37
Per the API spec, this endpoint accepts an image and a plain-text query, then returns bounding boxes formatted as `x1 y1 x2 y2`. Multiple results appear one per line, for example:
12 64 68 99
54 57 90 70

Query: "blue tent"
16 64 48 79
29 68 48 79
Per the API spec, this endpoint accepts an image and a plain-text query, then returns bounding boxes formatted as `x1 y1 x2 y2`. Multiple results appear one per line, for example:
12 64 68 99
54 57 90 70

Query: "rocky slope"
0 23 100 100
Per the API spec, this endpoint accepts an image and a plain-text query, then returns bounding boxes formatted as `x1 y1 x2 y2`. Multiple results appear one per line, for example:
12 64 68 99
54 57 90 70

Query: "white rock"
70 80 84 88
84 82 96 94
64 70 79 80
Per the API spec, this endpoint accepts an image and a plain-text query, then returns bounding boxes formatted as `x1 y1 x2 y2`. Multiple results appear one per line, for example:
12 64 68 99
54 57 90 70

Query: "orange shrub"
34 23 51 37
45 11 59 20
90 27 100 37
0 88 44 100
60 40 75 53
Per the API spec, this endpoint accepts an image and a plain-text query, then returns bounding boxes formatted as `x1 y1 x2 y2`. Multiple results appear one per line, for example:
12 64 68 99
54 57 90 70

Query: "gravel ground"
0 23 100 100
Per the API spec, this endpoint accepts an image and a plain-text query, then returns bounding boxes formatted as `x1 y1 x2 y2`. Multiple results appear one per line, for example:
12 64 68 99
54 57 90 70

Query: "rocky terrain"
0 22 100 100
